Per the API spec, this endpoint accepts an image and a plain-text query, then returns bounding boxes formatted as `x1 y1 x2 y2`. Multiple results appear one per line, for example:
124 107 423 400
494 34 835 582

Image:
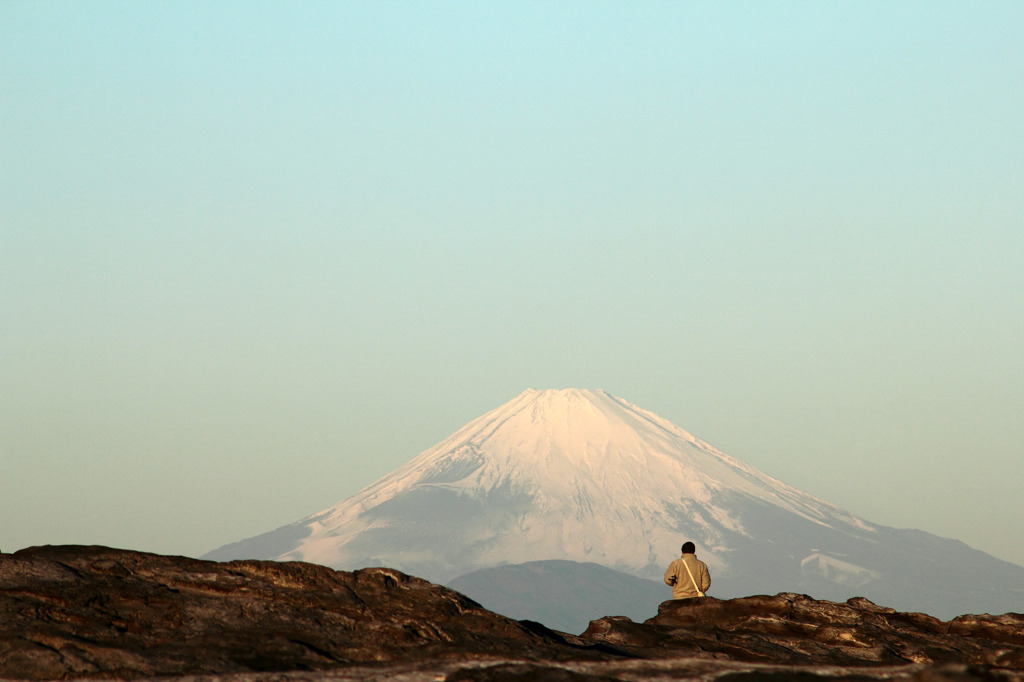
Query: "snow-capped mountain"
206 388 1024 619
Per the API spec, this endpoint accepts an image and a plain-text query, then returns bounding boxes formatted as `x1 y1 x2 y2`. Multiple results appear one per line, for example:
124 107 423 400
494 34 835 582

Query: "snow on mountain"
206 388 1024 619
211 388 867 579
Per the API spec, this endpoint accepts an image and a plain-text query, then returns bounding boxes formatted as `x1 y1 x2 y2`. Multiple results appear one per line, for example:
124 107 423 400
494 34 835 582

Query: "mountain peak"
517 387 612 402
209 389 871 581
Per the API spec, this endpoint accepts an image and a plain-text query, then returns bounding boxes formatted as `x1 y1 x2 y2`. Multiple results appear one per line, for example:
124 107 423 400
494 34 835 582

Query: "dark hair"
681 541 696 554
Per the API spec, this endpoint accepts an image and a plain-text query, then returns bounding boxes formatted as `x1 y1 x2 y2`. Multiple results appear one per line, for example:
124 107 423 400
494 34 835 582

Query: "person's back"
664 542 711 599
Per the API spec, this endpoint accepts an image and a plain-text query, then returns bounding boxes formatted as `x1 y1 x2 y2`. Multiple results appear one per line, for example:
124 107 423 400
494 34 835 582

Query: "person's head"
681 541 696 554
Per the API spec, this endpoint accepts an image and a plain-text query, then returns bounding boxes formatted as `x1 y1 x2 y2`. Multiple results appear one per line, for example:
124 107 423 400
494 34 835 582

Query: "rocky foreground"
1 546 1022 681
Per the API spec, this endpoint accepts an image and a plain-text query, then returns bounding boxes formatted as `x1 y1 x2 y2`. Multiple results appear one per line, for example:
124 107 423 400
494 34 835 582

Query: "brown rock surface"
582 594 1024 669
2 546 1023 681
0 545 594 680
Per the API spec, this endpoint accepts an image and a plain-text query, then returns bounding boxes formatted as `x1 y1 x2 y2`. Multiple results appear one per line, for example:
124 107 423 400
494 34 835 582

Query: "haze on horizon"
2 2 1022 569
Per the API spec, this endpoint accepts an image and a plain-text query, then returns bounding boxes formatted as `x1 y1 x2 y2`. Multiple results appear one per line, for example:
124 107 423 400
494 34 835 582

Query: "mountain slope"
205 388 1024 619
446 560 666 634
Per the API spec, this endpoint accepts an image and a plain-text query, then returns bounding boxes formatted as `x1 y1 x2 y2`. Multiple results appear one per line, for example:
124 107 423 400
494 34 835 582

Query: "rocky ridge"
589 593 1024 668
2 546 1023 681
0 545 590 680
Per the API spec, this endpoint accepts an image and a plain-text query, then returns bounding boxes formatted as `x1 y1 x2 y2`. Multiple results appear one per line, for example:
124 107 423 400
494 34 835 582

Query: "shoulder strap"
682 558 701 592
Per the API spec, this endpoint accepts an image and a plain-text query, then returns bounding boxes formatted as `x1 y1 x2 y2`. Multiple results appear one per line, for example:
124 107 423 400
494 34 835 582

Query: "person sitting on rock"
664 541 711 599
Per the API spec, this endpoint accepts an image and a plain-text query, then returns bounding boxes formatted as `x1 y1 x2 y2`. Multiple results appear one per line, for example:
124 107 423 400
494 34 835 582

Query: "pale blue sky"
3 2 1022 567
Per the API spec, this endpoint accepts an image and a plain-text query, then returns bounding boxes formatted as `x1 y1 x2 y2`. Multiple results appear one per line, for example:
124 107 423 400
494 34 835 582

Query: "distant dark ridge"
447 559 666 633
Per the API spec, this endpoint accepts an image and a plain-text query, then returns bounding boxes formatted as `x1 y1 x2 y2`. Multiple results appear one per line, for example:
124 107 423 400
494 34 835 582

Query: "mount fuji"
206 388 1024 621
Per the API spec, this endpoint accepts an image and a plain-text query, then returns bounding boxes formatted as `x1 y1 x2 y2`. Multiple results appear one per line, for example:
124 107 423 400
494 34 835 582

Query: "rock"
580 593 1024 668
0 545 596 680
2 547 1023 681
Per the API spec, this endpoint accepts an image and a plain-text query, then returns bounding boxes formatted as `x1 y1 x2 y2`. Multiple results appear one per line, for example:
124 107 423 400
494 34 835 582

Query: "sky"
2 2 1022 568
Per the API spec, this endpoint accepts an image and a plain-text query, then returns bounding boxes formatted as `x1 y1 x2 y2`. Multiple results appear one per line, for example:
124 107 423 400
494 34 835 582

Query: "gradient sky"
3 2 1023 568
